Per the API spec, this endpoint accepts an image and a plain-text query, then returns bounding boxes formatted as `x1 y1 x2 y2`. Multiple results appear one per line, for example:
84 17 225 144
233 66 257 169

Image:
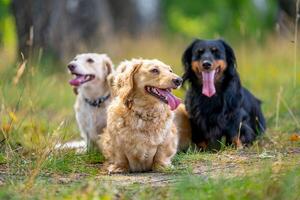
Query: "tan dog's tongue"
157 89 181 110
202 70 216 97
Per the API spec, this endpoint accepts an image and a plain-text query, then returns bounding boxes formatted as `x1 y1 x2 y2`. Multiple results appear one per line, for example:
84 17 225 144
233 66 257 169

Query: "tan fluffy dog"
99 59 182 173
67 53 113 150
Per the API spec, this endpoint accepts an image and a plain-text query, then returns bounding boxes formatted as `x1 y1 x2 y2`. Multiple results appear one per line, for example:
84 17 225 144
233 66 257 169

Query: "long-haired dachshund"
182 39 266 149
99 59 182 173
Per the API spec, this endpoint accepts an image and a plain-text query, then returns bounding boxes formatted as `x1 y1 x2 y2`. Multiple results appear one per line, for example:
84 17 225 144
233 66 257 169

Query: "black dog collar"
84 94 110 108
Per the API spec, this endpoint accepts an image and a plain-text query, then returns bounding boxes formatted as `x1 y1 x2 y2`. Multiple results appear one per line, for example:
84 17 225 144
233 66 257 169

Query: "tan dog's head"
115 59 182 110
67 53 113 93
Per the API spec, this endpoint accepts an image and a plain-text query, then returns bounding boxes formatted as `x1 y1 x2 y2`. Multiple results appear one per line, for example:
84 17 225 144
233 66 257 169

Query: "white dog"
67 53 114 150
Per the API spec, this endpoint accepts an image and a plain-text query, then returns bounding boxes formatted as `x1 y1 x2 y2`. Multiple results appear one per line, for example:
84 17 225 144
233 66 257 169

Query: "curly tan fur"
98 59 181 173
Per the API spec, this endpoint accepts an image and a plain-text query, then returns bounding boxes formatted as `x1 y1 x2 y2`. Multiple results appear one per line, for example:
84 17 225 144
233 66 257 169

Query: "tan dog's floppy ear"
118 62 142 109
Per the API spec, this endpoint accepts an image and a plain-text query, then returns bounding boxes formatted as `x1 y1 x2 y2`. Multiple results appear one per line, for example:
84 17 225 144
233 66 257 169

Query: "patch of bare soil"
92 147 300 185
96 173 181 186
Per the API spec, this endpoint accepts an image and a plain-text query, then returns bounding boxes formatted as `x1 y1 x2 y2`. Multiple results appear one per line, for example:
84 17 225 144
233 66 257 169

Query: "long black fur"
182 39 266 149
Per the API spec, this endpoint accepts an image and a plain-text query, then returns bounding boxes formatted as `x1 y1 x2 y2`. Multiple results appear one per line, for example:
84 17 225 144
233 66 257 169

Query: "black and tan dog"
182 39 266 149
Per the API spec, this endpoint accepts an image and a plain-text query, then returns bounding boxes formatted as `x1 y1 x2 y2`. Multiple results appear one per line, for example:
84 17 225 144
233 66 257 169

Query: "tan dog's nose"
172 77 183 87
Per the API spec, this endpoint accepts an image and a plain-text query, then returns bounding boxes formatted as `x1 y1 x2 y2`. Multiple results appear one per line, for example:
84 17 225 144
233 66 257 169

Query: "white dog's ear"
103 55 114 75
119 62 142 109
107 73 117 97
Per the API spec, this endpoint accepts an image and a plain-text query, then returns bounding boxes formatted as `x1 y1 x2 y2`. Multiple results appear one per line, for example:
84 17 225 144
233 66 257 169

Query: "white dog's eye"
150 68 159 74
87 58 94 63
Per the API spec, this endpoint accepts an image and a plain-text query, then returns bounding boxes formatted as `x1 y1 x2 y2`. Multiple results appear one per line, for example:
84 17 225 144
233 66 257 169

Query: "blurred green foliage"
162 0 277 41
0 0 15 48
0 0 10 17
0 0 10 39
0 0 278 47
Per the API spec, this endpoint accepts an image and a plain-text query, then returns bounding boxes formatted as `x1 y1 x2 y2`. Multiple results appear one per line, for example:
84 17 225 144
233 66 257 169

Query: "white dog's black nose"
173 77 183 87
68 64 76 71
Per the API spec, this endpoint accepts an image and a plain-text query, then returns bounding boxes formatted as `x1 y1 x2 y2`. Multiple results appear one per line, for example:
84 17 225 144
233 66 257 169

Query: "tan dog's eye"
169 69 173 73
150 68 160 74
87 58 94 63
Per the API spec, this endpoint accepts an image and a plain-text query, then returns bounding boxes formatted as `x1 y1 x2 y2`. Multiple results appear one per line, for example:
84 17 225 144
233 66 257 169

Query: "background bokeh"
0 0 295 64
0 1 300 199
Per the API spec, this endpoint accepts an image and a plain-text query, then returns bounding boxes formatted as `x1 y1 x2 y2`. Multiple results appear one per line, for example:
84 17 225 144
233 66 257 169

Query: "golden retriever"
67 53 113 150
99 59 182 173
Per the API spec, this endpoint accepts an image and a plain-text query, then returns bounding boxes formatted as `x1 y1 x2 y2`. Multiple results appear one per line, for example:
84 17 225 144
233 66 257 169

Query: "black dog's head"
182 39 237 97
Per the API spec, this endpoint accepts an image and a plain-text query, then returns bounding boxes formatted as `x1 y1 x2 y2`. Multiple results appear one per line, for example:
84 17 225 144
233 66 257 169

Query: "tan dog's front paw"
107 164 128 174
152 162 172 172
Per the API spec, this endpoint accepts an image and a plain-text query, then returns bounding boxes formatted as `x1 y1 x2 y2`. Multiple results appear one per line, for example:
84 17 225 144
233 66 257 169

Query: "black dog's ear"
218 39 237 68
219 39 237 78
182 39 200 82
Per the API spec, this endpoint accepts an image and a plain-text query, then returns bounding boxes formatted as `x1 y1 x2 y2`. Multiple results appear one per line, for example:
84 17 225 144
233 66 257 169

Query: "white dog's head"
67 53 113 94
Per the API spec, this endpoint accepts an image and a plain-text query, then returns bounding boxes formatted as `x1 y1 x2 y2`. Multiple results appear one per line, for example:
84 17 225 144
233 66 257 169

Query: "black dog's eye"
196 49 204 55
150 68 160 74
211 47 218 53
87 58 94 63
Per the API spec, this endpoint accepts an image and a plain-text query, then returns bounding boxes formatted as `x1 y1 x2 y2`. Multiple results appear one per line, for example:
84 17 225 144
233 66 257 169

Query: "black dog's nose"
202 61 212 70
173 77 183 87
67 64 76 71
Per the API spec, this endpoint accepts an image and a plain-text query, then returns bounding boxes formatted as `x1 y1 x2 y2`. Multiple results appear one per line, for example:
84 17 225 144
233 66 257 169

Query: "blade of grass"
22 121 65 192
281 96 300 128
275 86 283 129
293 0 299 87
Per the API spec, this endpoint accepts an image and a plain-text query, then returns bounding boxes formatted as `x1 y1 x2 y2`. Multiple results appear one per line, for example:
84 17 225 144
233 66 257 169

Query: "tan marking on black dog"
191 59 227 82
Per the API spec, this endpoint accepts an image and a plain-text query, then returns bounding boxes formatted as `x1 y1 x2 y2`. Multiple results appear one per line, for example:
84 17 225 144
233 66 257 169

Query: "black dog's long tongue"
202 70 216 97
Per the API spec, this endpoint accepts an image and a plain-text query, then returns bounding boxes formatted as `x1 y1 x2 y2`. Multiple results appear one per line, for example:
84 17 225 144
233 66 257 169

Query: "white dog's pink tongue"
157 89 181 110
202 70 216 97
69 75 85 86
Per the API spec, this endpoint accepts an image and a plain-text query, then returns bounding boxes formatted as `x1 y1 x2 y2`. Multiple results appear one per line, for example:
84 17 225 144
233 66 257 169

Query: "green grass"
1 165 299 200
172 166 300 200
0 36 300 199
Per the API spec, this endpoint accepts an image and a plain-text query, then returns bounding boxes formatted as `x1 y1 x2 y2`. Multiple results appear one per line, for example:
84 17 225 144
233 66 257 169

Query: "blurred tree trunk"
12 0 113 62
108 0 139 36
107 0 161 36
277 0 300 38
11 0 161 63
